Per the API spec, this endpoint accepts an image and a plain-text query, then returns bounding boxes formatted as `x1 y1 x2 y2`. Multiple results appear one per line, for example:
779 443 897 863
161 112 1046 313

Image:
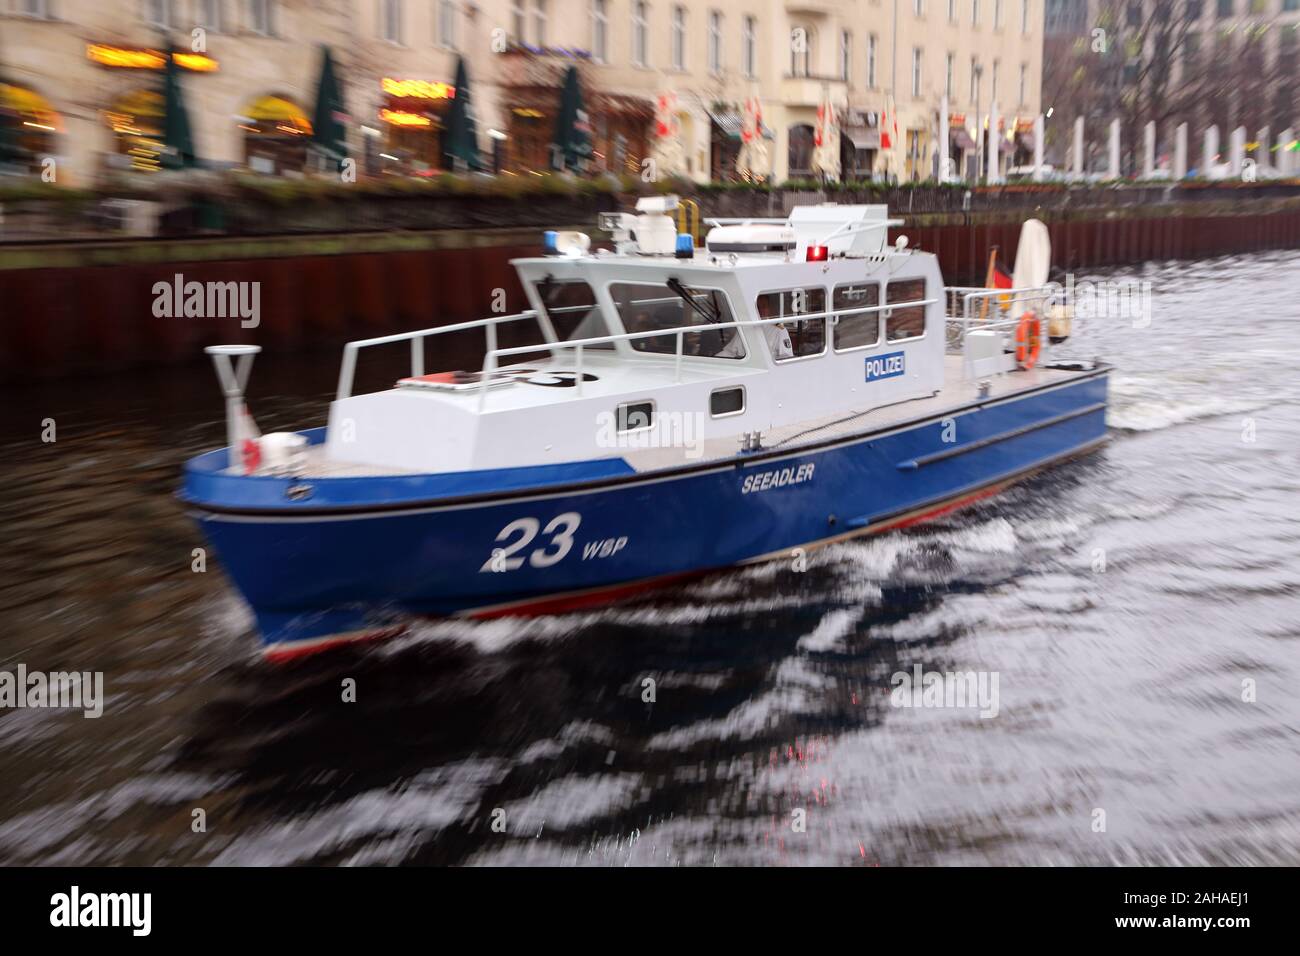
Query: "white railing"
476 297 937 409
333 285 1047 406
943 284 1060 380
336 310 546 402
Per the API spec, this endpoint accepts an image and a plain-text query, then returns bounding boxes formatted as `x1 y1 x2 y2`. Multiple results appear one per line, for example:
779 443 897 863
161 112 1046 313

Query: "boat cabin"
323 201 1019 476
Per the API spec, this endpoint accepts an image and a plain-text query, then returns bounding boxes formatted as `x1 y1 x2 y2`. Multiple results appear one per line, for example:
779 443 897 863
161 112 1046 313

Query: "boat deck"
293 355 1096 480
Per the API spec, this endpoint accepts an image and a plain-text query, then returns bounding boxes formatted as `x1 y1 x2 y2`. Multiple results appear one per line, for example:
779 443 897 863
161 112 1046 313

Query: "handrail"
336 310 541 401
477 296 939 407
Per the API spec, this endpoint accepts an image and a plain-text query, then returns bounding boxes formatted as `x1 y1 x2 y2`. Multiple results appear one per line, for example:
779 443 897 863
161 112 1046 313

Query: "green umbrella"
443 55 481 171
310 45 347 162
160 45 197 169
551 65 592 173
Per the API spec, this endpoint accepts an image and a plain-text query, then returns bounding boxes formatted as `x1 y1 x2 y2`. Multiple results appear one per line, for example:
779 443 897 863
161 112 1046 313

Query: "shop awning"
0 82 62 129
950 128 977 151
245 95 312 134
844 128 880 150
709 111 745 140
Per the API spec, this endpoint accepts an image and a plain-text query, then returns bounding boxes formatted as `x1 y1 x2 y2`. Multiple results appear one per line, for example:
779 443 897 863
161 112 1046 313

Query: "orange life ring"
1015 313 1042 370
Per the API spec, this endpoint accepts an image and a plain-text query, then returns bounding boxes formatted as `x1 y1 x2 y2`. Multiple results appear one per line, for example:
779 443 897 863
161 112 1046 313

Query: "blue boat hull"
184 371 1108 658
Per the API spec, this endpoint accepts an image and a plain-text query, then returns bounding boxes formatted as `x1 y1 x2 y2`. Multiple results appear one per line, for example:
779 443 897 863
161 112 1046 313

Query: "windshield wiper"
667 277 721 325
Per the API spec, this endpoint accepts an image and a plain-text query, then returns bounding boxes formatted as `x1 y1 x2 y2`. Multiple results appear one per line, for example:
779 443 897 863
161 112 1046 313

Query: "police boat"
182 198 1109 660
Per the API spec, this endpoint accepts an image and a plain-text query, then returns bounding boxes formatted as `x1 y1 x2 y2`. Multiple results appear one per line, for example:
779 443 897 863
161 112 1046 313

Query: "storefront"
0 81 62 175
948 113 977 180
787 124 815 178
904 128 929 182
86 43 220 174
591 93 651 178
841 110 879 181
104 88 164 172
1013 118 1036 169
239 95 312 175
708 109 744 182
376 76 456 176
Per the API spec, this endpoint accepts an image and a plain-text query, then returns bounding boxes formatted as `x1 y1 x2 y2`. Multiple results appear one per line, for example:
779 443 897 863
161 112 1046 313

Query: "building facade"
0 0 1045 185
1043 0 1299 173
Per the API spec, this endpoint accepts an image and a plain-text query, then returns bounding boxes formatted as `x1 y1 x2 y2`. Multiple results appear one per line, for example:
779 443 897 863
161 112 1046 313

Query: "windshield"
608 282 746 359
533 277 614 349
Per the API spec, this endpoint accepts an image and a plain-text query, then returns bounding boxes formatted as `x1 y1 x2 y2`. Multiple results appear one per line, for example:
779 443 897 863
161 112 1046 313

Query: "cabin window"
710 386 745 417
756 287 826 361
885 279 927 341
616 401 655 432
832 283 880 351
533 278 614 349
609 282 745 359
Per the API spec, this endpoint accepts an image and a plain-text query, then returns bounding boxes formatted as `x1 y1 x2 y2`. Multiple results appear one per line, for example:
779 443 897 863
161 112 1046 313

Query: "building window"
512 0 525 39
249 0 274 36
972 0 980 25
592 0 608 62
915 0 924 13
634 1 650 67
791 26 812 77
945 52 954 99
19 0 53 18
885 279 927 341
381 0 403 42
949 0 957 20
195 0 222 31
995 0 1003 29
840 30 852 83
533 0 547 45
911 48 923 98
439 0 456 48
991 58 999 103
743 16 757 77
1216 0 1233 17
867 34 878 87
1018 62 1027 105
1021 0 1029 33
671 7 685 70
970 56 980 101
708 11 723 74
145 0 173 27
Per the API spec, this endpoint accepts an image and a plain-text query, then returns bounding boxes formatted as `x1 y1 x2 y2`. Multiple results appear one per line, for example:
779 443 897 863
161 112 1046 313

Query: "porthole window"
616 401 654 432
710 386 745 417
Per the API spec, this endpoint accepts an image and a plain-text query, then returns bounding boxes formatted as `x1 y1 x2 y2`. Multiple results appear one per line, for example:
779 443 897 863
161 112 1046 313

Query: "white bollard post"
1203 125 1219 177
1108 119 1121 180
1174 122 1188 179
1033 113 1045 182
940 95 951 183
1142 121 1155 178
1072 116 1085 180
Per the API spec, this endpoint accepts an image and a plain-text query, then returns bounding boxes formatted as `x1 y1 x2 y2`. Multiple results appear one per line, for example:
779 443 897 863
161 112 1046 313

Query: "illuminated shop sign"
87 44 220 72
379 108 433 127
380 78 455 100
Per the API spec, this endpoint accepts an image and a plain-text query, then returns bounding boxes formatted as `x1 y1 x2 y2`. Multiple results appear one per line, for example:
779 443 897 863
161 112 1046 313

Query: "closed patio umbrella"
443 55 481 171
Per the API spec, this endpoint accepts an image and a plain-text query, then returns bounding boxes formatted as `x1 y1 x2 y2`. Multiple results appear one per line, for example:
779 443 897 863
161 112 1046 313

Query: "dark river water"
1 252 1298 866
